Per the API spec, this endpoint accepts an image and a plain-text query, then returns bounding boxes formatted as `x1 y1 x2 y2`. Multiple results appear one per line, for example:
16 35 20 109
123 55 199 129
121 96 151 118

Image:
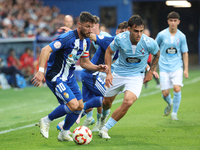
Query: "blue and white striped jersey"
46 29 90 82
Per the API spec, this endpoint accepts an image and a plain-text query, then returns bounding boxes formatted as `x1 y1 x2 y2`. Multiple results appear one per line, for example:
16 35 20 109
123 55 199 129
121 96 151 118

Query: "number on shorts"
57 83 66 92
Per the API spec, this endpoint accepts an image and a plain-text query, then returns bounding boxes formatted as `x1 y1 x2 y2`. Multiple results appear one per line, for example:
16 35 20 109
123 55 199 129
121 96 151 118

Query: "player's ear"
128 26 131 31
78 22 81 27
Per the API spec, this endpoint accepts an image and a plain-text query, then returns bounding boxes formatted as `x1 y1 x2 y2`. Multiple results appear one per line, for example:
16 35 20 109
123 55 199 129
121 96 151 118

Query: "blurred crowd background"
0 0 199 89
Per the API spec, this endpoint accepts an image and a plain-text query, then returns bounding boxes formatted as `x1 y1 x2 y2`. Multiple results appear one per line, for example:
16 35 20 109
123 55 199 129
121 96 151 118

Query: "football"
72 126 92 145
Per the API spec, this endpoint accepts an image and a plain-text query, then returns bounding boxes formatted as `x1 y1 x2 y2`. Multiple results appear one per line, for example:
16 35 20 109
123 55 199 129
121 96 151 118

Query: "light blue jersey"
92 31 111 50
110 31 159 77
156 28 188 72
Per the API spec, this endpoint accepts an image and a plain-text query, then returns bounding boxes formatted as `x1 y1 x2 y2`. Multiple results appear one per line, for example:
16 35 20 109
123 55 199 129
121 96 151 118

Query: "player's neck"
77 28 84 40
169 27 177 36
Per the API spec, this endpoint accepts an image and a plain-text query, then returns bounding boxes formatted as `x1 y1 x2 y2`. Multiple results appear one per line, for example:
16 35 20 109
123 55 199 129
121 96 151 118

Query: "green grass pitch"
0 69 200 150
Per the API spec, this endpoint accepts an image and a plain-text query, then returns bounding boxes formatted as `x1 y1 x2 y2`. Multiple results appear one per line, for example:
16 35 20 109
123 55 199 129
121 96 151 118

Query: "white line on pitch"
0 76 199 135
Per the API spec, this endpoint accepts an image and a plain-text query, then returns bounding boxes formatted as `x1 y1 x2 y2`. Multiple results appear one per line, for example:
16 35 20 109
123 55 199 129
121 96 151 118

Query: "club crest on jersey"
98 35 104 39
84 44 87 51
63 92 69 99
54 41 61 49
176 39 180 45
140 48 145 55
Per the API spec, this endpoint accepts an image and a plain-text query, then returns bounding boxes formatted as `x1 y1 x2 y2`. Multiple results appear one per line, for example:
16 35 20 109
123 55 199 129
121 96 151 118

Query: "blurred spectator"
7 48 21 69
20 47 34 77
0 57 25 89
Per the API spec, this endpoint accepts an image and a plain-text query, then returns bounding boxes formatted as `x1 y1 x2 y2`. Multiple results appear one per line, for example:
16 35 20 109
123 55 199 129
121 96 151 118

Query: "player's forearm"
39 45 52 68
183 52 188 71
105 47 113 74
80 58 99 71
150 50 160 72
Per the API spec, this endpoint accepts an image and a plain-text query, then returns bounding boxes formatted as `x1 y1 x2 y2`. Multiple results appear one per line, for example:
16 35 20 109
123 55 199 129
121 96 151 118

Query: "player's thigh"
124 75 144 99
82 73 106 101
160 71 172 90
46 78 79 105
171 69 183 87
67 75 82 100
123 90 138 106
104 73 125 97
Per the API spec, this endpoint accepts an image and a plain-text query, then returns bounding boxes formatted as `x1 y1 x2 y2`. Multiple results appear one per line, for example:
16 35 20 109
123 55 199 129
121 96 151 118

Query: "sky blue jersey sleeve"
155 32 162 46
149 38 159 55
109 36 120 52
180 35 188 53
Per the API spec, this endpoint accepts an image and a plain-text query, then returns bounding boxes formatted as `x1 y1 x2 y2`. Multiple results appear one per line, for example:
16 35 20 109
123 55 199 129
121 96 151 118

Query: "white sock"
43 116 51 123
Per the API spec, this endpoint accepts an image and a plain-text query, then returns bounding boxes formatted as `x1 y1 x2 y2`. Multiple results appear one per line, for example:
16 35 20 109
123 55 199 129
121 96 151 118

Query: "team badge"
140 48 145 55
84 44 87 51
54 41 61 49
63 92 69 99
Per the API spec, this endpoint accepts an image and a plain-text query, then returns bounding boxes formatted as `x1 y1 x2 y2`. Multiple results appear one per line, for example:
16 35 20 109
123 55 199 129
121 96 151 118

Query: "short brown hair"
118 21 128 29
93 15 100 24
79 12 95 24
167 11 180 19
128 15 145 28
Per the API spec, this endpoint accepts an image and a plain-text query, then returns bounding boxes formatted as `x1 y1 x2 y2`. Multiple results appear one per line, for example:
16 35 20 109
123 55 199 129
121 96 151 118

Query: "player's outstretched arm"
59 26 71 33
144 50 160 83
31 45 53 87
105 45 114 88
89 33 97 42
183 52 189 79
80 57 108 73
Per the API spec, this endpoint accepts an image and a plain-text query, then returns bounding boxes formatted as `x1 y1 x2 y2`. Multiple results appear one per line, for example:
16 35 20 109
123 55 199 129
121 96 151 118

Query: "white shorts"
105 73 144 98
160 69 183 90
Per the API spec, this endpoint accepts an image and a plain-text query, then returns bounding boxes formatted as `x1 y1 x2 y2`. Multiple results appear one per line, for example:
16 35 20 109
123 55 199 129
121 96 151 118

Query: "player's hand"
60 26 71 33
97 64 108 73
31 71 45 87
153 71 159 79
143 70 153 84
105 73 113 88
184 70 189 79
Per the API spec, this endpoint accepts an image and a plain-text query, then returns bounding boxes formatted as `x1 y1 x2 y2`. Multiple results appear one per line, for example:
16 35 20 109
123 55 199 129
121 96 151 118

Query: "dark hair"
118 21 128 29
128 15 145 28
93 15 100 24
79 12 95 24
167 11 180 19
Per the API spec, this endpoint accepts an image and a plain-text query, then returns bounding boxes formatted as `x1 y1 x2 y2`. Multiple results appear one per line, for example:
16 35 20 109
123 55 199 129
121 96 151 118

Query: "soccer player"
82 15 112 128
99 15 160 139
31 11 108 141
56 21 128 132
155 11 189 120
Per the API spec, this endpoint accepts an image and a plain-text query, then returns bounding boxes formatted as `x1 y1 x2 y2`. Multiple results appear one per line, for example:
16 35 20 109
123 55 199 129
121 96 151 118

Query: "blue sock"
86 110 93 119
172 91 181 114
63 111 81 130
102 109 110 118
105 117 117 130
84 96 103 110
97 112 101 123
162 94 172 105
48 105 72 121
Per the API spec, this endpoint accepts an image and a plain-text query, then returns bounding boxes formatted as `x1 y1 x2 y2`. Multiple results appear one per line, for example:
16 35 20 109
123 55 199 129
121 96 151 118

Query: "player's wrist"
39 67 45 73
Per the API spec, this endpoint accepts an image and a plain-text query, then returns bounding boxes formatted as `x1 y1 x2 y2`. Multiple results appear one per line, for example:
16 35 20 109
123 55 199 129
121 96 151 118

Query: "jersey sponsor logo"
74 46 79 51
54 41 61 49
126 57 141 64
166 47 177 56
98 35 104 39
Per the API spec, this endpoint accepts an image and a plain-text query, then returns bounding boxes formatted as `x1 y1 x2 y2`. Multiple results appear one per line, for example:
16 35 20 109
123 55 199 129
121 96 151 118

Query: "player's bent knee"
67 99 79 111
